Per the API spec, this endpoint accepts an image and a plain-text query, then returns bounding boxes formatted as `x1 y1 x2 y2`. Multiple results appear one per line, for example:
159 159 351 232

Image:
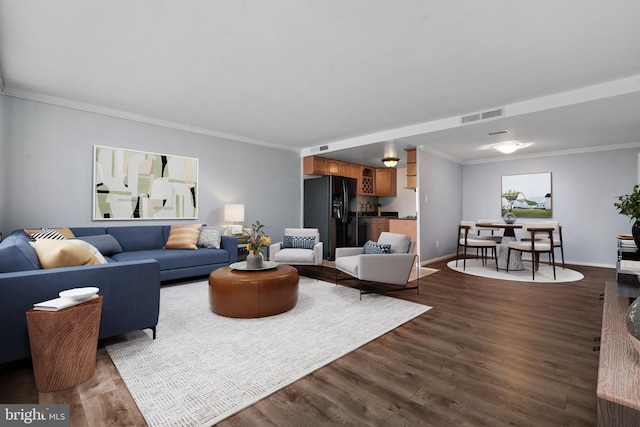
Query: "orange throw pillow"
164 224 203 250
33 239 101 269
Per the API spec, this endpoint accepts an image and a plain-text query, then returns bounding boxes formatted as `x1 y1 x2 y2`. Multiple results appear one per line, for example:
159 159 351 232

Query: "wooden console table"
597 281 640 426
26 296 103 392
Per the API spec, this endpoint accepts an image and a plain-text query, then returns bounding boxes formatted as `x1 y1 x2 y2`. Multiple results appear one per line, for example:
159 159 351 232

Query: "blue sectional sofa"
0 224 237 364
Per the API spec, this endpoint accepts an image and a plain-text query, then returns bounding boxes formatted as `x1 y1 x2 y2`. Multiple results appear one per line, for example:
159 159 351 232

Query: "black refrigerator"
304 175 358 260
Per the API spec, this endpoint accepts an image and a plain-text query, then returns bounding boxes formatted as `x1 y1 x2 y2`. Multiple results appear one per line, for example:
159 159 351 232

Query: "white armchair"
269 228 323 267
334 232 419 299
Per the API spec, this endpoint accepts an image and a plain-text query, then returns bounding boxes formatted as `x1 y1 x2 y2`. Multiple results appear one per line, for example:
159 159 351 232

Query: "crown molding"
0 88 300 153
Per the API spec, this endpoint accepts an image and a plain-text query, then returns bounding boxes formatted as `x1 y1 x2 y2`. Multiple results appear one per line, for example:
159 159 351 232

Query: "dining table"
478 222 524 271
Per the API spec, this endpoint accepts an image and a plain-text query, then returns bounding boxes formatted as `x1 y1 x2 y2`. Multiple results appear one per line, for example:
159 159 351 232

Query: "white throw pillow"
198 227 221 249
377 232 411 254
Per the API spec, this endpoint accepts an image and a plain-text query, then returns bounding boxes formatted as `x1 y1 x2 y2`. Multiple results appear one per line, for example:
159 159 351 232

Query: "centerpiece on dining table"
243 220 271 269
502 189 526 224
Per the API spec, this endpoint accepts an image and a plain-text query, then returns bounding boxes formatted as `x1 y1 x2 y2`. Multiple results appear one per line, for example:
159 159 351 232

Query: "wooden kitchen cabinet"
303 156 329 175
389 219 417 253
327 159 342 175
359 167 375 195
370 217 389 241
375 168 397 196
304 156 396 197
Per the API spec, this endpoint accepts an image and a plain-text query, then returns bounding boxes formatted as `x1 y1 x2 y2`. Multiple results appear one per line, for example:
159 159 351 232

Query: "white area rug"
106 277 431 426
447 259 584 283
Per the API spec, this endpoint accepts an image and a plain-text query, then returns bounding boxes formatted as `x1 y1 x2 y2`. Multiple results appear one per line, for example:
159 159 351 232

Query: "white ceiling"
1 1 639 167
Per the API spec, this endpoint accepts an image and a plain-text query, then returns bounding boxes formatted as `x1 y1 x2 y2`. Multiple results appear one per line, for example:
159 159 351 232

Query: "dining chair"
476 220 503 243
519 221 565 269
506 226 556 280
456 221 498 271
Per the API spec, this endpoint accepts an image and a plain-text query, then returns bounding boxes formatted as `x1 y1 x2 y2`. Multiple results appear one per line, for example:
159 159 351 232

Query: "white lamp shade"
224 204 245 222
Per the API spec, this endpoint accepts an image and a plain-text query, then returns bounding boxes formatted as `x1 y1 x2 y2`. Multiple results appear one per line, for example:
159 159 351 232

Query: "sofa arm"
0 259 160 364
269 242 283 261
221 235 238 263
358 253 417 286
335 247 363 259
313 242 324 265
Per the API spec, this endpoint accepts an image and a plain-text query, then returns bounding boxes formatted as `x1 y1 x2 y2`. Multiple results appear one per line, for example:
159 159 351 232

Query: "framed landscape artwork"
93 145 198 220
501 172 552 218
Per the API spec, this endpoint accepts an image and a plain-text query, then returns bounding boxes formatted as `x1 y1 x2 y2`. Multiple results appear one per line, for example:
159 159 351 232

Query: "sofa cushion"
107 226 166 251
111 248 229 270
76 234 123 256
33 239 101 269
363 240 391 254
164 224 203 250
273 248 315 264
197 227 221 249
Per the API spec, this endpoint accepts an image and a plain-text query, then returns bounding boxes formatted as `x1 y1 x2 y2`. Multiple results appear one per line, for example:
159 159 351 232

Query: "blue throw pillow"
283 235 316 249
76 234 123 256
363 240 391 254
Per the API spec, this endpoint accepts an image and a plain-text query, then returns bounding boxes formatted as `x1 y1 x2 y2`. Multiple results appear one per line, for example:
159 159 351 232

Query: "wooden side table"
26 296 103 392
597 281 640 425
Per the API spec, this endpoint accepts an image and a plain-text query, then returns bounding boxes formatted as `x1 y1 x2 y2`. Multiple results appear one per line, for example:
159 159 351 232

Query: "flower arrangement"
243 220 271 252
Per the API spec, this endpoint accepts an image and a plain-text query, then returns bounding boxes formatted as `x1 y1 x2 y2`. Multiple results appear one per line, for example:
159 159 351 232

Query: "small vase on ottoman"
246 250 263 269
242 220 271 269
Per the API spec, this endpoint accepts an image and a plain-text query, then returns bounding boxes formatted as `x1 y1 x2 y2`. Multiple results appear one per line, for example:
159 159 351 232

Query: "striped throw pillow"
29 228 68 241
164 224 203 250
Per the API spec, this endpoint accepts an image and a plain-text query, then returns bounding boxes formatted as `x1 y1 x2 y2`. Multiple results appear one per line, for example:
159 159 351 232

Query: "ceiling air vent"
319 145 329 151
460 113 481 124
460 108 504 125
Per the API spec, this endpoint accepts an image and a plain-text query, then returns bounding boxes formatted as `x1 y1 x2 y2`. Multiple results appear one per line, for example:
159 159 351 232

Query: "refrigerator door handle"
341 179 349 223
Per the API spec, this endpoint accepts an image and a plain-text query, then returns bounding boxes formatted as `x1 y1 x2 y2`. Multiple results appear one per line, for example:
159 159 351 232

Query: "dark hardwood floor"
0 258 613 426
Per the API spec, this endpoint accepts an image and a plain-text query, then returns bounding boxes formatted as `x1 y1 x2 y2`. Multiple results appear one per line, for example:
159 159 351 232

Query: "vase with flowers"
614 184 640 248
243 220 271 269
502 189 524 224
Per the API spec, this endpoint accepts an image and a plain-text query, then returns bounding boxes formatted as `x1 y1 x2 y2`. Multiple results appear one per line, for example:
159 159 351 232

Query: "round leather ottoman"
208 264 299 318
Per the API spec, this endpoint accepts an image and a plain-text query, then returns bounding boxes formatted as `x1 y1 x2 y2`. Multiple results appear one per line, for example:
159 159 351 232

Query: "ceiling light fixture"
493 142 524 154
382 157 400 168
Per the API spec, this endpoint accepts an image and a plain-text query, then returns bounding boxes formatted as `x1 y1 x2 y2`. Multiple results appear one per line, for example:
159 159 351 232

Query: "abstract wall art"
93 145 198 220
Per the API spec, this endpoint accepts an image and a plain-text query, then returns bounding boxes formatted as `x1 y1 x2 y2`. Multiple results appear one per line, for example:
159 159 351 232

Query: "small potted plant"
614 184 640 247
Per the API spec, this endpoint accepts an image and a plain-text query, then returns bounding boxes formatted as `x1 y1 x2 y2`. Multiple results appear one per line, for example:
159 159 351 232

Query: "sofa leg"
151 326 157 340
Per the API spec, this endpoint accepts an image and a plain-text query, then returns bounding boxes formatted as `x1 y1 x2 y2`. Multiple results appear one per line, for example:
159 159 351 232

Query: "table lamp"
224 204 245 235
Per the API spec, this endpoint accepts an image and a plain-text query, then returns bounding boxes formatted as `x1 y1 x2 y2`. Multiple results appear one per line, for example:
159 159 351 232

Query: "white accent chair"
456 221 498 271
506 225 556 280
269 228 323 269
334 232 419 299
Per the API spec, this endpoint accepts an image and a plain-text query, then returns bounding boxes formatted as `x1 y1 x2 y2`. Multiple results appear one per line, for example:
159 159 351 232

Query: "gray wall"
461 148 639 267
0 96 301 243
418 149 463 262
